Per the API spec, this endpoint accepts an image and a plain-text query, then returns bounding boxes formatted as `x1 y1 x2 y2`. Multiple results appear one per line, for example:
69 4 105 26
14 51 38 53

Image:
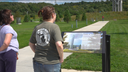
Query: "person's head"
38 6 56 23
0 9 14 25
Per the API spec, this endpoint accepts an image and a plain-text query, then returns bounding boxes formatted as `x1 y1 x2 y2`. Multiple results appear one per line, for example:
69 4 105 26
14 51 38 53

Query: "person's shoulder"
4 25 13 30
51 24 59 28
34 23 43 29
2 25 14 33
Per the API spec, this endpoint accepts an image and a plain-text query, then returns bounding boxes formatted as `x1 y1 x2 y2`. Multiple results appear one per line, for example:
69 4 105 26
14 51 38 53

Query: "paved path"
74 21 109 31
16 21 109 72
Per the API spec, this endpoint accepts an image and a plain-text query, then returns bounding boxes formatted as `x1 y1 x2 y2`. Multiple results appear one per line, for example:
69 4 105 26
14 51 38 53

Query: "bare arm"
29 42 36 53
0 33 12 51
56 41 63 63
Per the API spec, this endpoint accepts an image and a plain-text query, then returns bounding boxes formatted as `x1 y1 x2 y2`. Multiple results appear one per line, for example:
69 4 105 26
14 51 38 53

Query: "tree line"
0 0 128 23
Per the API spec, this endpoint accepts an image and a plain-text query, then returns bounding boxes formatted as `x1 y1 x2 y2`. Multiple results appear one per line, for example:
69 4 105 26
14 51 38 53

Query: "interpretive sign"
62 31 110 72
62 31 106 53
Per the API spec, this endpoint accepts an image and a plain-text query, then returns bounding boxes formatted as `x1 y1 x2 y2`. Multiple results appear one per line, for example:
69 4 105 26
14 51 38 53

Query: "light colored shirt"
0 25 19 54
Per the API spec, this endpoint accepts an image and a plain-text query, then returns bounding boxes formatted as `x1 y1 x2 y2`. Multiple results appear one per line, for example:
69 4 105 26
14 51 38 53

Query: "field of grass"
11 22 39 48
86 11 128 21
19 11 128 22
61 20 128 72
11 18 128 72
11 20 95 48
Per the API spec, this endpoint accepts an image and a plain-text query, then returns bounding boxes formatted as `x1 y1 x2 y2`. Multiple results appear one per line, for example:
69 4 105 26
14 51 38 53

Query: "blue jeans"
33 61 61 72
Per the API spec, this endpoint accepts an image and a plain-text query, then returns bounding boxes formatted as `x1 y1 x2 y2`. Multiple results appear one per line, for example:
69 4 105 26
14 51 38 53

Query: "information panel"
62 31 106 53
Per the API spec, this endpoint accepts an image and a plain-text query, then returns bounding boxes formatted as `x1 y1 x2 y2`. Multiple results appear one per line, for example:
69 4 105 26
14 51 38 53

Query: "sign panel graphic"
62 31 105 53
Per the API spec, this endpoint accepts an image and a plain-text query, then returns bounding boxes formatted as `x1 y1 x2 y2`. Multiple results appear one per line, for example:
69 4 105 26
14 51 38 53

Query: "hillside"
0 1 128 21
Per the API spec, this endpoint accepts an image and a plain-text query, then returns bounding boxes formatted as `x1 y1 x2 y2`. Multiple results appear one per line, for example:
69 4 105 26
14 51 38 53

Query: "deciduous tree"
82 13 86 21
64 9 71 23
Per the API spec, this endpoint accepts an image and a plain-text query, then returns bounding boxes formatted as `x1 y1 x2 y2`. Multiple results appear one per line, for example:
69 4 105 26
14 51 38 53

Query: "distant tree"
82 13 86 21
59 13 63 18
14 10 21 24
88 8 95 12
56 13 60 22
75 13 80 21
64 9 71 23
14 10 21 19
40 17 43 23
24 14 30 22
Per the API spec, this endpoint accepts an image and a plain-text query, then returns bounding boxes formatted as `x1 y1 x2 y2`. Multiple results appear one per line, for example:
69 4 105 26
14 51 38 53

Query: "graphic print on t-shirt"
36 28 50 46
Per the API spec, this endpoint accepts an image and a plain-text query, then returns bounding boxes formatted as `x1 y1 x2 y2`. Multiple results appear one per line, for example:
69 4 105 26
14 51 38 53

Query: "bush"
24 15 30 22
64 9 71 23
40 17 43 23
59 13 63 18
56 13 60 22
76 13 80 21
82 13 86 21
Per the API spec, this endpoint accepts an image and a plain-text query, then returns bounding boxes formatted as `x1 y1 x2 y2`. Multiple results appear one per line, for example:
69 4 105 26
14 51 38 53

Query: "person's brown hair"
38 6 55 20
0 9 12 25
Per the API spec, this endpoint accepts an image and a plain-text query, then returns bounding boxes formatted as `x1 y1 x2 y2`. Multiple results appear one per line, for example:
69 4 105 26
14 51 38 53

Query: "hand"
60 58 64 63
17 52 19 60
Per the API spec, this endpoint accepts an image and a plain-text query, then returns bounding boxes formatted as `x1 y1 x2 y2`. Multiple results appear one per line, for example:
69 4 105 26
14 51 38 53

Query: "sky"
0 0 107 5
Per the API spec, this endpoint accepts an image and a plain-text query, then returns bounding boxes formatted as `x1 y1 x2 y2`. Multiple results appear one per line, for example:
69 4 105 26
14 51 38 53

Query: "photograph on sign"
62 31 104 53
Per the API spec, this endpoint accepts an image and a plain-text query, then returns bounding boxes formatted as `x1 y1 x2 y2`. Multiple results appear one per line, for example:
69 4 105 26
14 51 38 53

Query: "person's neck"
44 20 54 23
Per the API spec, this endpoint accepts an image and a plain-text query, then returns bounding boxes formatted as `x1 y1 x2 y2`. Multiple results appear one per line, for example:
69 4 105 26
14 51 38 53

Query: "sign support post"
102 35 110 72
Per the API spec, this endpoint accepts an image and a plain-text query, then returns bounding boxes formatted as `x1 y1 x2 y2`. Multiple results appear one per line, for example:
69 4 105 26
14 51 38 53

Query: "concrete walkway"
16 21 109 72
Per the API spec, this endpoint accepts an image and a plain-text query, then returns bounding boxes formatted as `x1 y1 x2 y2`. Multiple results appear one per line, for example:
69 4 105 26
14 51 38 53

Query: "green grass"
61 20 128 72
10 20 95 48
101 20 128 72
57 21 95 32
11 19 128 72
86 11 128 21
11 22 39 48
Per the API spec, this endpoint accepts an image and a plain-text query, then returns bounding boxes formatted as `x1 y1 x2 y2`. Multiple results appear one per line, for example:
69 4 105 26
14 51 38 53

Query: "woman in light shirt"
0 9 19 72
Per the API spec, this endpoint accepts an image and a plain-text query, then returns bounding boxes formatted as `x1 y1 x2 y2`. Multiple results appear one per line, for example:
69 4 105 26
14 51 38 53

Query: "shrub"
40 17 43 23
24 15 30 22
82 13 86 21
64 9 71 23
76 13 80 21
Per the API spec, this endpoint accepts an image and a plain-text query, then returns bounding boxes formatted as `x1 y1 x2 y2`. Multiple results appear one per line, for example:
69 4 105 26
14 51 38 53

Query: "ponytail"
38 6 55 20
38 9 43 17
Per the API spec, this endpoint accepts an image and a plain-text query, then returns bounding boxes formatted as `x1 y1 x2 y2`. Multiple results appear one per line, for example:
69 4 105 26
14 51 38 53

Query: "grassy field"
11 20 95 48
11 22 39 48
86 11 128 21
11 19 128 72
61 20 128 72
19 11 128 22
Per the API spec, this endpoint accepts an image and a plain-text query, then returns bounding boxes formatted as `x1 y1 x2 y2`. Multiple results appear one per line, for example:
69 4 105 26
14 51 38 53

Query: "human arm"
0 33 12 51
29 42 36 53
56 41 63 63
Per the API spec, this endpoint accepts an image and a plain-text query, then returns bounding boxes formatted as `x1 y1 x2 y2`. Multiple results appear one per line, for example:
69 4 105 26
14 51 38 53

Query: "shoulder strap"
0 25 6 30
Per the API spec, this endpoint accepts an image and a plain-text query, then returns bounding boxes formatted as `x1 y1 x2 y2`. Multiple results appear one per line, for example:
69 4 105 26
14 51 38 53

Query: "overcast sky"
0 0 107 4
